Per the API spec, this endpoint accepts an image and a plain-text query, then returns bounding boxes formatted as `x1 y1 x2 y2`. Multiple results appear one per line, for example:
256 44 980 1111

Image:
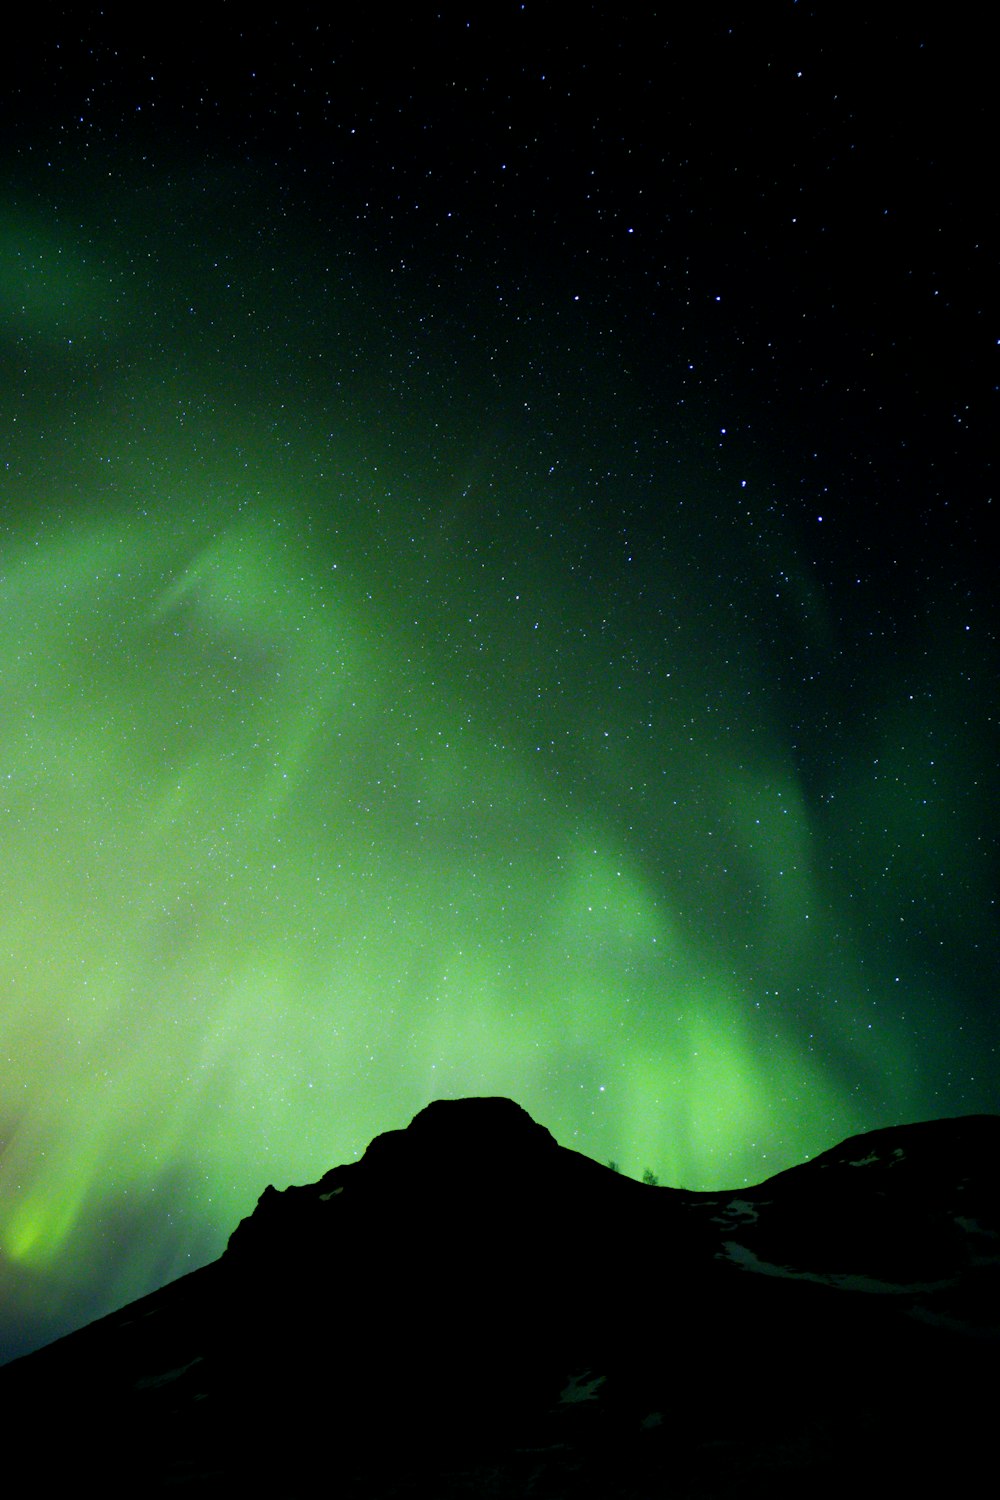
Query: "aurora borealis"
1 9 996 1361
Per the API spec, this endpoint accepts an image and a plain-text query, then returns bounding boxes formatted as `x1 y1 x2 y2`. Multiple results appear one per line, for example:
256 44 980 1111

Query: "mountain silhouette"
3 1097 997 1495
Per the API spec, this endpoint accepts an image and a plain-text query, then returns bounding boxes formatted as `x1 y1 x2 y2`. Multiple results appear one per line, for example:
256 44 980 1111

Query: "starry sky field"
0 7 996 1361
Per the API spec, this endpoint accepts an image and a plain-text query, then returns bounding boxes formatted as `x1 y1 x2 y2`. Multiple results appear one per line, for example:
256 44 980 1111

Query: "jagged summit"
3 1099 998 1496
409 1092 556 1141
340 1092 562 1183
225 1092 644 1268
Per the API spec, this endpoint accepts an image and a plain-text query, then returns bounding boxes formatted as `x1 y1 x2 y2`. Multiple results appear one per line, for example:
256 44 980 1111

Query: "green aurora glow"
1 92 996 1354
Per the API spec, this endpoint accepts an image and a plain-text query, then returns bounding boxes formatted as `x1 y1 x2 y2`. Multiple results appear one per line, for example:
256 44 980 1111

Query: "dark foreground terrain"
3 1097 998 1495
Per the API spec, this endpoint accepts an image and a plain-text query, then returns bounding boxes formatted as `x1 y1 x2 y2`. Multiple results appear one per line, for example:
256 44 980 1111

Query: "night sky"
1 6 996 1362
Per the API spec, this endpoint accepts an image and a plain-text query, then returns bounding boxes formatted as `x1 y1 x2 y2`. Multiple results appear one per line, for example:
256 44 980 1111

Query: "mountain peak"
358 1093 560 1178
408 1092 558 1146
224 1093 616 1265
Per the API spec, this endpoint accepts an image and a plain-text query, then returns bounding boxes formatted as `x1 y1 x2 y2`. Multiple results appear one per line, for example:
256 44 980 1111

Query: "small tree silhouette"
642 1168 659 1186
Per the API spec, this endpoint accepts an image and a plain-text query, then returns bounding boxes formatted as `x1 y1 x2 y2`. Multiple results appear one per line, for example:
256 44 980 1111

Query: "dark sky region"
0 6 995 1361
